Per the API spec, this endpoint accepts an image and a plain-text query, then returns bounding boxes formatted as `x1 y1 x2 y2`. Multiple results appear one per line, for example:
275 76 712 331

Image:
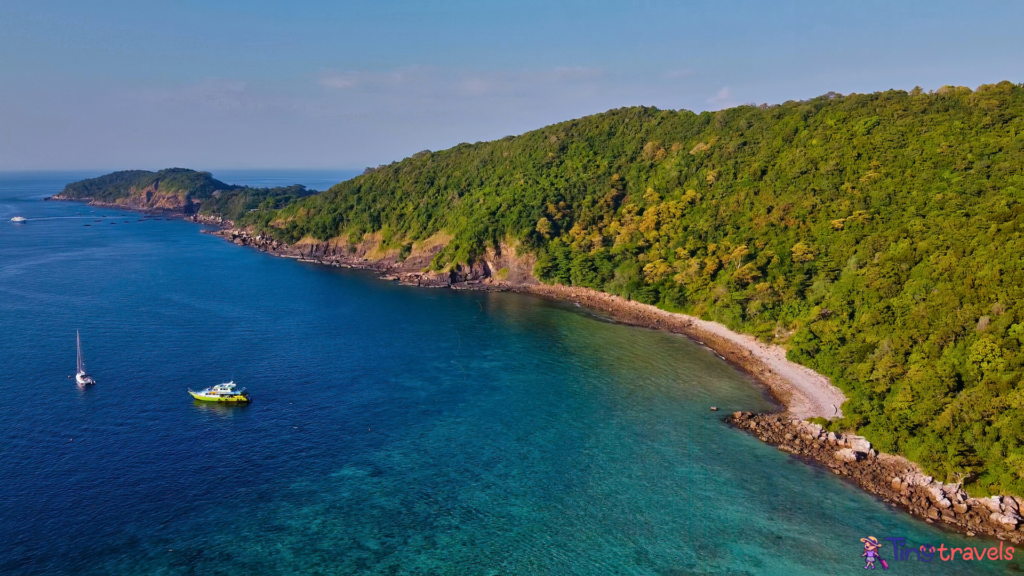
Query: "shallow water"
0 172 1016 574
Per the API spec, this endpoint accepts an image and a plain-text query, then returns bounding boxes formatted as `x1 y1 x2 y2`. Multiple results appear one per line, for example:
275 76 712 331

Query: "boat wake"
14 216 115 222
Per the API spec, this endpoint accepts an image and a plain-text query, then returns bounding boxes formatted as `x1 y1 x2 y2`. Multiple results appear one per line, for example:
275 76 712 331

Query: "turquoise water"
0 172 1016 575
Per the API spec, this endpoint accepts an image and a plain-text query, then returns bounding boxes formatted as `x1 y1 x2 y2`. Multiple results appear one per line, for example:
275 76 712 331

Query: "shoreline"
51 197 1024 542
209 226 1024 543
502 283 846 420
728 412 1024 543
208 225 846 419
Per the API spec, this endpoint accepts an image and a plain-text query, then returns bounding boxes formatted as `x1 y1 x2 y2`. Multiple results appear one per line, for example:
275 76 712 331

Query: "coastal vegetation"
235 82 1024 497
59 168 315 221
64 82 1024 499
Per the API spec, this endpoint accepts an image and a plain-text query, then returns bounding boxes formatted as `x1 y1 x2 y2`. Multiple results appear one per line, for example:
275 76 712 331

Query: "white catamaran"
75 331 95 386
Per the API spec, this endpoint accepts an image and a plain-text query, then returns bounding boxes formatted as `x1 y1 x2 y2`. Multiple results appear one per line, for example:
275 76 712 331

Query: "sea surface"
0 172 1015 575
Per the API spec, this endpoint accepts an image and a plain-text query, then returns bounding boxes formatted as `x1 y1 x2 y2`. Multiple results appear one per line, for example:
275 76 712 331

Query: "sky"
2 0 1023 171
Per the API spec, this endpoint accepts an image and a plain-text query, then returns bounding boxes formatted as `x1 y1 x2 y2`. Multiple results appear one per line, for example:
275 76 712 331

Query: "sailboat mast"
76 330 84 373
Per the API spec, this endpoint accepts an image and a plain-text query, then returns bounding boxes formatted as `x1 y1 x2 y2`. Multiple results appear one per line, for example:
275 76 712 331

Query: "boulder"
835 448 861 463
982 497 1003 513
990 512 1018 529
846 435 872 452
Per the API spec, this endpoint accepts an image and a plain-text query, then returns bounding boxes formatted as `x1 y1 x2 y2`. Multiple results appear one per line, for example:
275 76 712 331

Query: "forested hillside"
61 168 232 202
253 82 1024 496
60 168 315 221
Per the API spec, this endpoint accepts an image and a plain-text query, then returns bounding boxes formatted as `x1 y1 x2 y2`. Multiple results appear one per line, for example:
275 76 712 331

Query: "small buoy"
710 406 718 411
69 438 73 442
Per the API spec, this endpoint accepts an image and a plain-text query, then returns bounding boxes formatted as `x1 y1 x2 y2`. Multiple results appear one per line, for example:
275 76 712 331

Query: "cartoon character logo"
861 536 889 569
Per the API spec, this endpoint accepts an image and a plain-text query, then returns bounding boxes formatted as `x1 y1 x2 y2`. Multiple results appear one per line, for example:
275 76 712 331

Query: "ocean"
0 171 1011 575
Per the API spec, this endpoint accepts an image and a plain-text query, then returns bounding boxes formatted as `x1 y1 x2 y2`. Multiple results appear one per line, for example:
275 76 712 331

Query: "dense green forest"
201 183 311 221
61 168 315 221
241 81 1024 497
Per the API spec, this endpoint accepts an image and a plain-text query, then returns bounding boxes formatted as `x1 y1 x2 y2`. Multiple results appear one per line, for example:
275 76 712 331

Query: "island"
51 167 314 223
57 81 1024 541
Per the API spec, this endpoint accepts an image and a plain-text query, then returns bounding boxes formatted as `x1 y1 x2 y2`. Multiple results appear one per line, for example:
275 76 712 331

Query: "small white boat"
189 381 250 403
11 216 26 222
75 331 95 386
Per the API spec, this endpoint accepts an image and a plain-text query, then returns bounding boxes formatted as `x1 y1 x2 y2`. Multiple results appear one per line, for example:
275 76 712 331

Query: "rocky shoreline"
47 193 202 215
218 226 1024 543
212 227 527 288
729 412 1024 543
215 231 841 420
217 227 840 418
50 202 1024 542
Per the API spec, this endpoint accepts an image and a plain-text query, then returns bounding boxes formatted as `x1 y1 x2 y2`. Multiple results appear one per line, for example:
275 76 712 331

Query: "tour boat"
189 381 250 403
75 331 95 386
10 216 26 222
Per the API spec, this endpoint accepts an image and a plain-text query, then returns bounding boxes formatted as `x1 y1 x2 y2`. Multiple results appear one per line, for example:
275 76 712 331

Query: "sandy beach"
512 284 848 420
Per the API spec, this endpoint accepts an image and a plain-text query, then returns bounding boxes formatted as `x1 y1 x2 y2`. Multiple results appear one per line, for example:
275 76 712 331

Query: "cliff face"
101 181 198 214
216 228 538 288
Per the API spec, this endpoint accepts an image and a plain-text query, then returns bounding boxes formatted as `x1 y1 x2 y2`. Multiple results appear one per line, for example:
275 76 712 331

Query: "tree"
969 336 1006 377
791 242 816 263
535 217 553 239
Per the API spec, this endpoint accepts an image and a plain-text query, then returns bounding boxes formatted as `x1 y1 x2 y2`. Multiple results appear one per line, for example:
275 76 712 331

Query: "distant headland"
50 168 314 222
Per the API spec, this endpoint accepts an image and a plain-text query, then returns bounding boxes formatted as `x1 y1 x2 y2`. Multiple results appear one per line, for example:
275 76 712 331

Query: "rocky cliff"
214 228 537 289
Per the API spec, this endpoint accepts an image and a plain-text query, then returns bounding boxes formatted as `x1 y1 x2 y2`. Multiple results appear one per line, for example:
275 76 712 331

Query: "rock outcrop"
187 214 232 227
728 412 1024 543
52 181 199 214
211 228 536 289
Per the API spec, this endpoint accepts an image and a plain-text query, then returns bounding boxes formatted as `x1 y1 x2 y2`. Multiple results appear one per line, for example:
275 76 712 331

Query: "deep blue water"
0 172 1016 575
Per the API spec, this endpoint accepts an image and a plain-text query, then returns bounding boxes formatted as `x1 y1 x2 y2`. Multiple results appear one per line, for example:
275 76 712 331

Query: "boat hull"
189 390 250 403
75 374 95 385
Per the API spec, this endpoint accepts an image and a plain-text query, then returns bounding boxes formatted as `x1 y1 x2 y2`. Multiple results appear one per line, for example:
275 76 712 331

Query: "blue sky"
2 0 1022 170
